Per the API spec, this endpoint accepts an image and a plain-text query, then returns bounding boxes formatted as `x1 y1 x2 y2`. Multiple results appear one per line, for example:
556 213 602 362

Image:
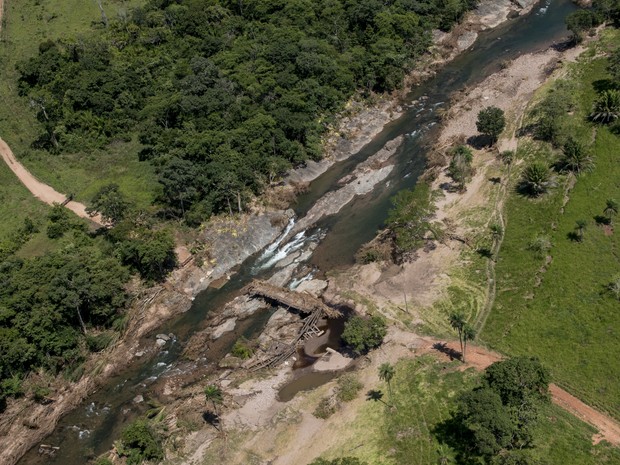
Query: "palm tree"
575 219 587 242
521 162 555 196
604 199 619 225
591 89 620 124
448 312 466 357
378 363 395 406
462 325 476 363
204 384 223 415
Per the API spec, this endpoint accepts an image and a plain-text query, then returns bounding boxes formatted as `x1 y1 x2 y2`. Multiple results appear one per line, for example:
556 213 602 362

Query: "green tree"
520 162 555 196
86 183 130 225
113 226 177 281
341 315 387 355
476 106 506 144
378 362 395 405
565 9 601 43
604 198 619 224
118 419 164 465
447 144 474 190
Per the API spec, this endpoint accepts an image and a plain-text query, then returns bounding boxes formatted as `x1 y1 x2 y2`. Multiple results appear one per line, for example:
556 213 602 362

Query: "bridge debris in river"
244 280 342 371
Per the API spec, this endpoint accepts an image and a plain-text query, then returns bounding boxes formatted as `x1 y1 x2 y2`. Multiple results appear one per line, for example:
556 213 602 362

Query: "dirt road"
0 137 104 226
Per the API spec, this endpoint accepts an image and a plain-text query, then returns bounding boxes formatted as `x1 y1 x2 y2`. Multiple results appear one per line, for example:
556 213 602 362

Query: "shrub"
447 144 474 190
341 315 387 355
118 419 164 465
520 162 555 196
336 374 363 402
528 236 552 259
607 274 620 301
476 106 506 143
231 338 254 359
313 396 337 419
591 89 620 124
559 137 593 174
310 457 368 465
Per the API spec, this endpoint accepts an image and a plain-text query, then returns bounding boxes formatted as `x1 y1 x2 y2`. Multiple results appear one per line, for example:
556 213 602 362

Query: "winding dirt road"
0 137 104 226
429 340 620 446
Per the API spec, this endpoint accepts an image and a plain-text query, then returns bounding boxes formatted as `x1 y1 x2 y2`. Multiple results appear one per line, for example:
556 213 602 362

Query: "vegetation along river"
18 0 577 463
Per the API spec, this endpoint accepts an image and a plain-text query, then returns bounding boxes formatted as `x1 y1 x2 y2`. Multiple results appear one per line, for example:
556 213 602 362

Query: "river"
18 0 577 463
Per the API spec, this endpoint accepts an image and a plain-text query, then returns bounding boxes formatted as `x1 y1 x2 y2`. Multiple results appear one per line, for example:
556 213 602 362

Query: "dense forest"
18 0 477 223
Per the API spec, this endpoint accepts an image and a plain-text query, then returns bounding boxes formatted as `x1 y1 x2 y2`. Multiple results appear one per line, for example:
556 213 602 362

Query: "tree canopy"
18 0 478 222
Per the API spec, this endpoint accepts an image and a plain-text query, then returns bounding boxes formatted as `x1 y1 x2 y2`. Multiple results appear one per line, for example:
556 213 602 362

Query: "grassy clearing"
0 0 158 208
319 356 620 465
482 41 620 418
0 158 49 237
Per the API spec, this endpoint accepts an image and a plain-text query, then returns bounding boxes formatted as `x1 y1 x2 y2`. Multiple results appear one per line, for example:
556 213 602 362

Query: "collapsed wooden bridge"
245 280 341 318
244 280 342 371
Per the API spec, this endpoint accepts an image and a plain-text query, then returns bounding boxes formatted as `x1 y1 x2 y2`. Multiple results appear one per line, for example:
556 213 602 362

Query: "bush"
231 338 254 359
313 396 337 419
528 236 552 259
476 106 506 143
520 162 555 197
341 315 387 355
336 374 363 402
118 419 164 465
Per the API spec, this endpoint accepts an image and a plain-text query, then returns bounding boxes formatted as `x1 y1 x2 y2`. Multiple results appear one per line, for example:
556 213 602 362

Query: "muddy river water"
18 1 578 463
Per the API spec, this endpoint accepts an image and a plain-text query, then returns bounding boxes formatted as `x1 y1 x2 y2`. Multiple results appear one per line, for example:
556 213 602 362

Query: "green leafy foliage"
476 106 506 143
447 144 474 190
454 358 550 462
0 244 129 397
17 0 478 220
566 9 602 43
591 88 620 123
560 137 594 174
341 315 387 355
86 183 131 224
519 161 555 196
386 182 438 254
118 419 164 465
336 374 363 402
231 337 254 359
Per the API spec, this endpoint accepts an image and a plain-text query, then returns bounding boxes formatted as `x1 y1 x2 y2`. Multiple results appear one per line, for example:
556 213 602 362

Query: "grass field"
0 0 159 209
482 37 620 419
317 357 620 465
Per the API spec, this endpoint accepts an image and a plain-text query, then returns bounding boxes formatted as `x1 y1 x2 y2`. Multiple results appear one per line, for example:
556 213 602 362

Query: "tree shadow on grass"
466 134 493 150
594 215 611 226
432 414 478 465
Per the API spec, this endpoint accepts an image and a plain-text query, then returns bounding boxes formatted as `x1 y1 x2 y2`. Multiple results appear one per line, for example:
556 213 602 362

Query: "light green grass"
0 0 159 208
321 357 620 465
482 46 620 418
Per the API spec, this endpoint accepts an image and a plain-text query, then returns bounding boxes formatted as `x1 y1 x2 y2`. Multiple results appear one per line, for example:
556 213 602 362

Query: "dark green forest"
18 0 477 223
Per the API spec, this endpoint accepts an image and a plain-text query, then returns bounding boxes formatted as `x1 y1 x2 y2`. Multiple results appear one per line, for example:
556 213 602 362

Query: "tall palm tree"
604 199 619 225
462 325 476 363
204 385 223 417
448 312 466 357
378 363 396 406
